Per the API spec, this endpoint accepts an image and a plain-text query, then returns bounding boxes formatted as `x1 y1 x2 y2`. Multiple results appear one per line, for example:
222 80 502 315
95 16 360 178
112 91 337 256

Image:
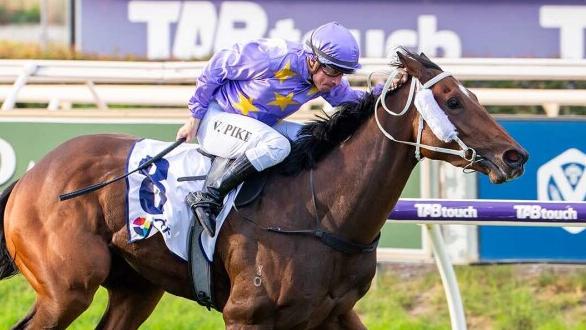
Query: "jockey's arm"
187 42 272 121
176 117 201 142
323 78 366 106
323 68 409 107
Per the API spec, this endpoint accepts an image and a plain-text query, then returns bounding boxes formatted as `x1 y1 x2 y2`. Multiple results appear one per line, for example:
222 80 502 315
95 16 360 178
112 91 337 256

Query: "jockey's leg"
187 154 257 236
185 156 230 235
272 120 303 140
186 102 291 236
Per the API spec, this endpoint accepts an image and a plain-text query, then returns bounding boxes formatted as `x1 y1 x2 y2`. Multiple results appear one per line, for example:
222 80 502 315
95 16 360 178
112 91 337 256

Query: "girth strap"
265 227 380 254
234 168 381 255
315 230 380 254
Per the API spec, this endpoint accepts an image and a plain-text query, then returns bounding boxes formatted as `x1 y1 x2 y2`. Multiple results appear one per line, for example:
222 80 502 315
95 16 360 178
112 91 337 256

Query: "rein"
231 66 481 254
233 169 379 254
368 69 483 170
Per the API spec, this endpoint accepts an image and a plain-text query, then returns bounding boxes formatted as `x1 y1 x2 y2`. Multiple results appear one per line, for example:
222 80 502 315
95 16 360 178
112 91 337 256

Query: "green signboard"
0 117 421 250
382 166 421 249
0 120 179 190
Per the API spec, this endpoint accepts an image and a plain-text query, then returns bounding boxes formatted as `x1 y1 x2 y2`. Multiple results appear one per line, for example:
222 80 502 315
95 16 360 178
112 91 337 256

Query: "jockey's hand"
391 67 409 90
176 117 200 142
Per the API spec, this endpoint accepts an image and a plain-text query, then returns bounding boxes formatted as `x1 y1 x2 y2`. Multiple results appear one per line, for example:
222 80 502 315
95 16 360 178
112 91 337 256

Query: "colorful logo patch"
132 216 153 238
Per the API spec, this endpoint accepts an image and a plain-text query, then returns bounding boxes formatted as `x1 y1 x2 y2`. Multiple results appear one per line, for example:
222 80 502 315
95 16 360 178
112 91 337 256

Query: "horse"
0 50 528 329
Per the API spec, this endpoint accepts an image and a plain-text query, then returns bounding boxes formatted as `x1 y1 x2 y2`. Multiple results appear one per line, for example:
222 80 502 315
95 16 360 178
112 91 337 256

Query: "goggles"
320 63 344 77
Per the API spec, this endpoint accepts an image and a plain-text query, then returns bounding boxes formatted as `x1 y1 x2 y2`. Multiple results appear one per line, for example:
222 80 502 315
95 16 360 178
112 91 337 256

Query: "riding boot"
186 154 258 236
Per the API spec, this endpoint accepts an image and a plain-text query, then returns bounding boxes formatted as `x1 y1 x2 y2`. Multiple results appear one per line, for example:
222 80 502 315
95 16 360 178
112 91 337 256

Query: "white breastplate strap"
372 70 478 164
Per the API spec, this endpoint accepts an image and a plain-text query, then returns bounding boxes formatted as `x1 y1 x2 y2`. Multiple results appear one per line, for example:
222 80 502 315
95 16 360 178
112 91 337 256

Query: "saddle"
234 174 267 207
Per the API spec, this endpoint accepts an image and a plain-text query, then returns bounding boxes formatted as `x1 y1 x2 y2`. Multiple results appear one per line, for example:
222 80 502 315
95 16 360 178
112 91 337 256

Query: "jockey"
177 21 405 236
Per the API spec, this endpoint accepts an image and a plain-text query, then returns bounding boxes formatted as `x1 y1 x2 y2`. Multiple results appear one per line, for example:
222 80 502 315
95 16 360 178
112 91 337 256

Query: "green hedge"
0 40 145 60
0 5 40 24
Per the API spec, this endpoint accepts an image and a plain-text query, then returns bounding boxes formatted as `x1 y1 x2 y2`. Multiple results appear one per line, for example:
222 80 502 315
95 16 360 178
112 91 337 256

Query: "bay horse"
0 50 528 329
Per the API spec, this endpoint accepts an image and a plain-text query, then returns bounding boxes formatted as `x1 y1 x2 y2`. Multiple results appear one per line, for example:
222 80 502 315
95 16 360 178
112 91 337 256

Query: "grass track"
2 264 586 329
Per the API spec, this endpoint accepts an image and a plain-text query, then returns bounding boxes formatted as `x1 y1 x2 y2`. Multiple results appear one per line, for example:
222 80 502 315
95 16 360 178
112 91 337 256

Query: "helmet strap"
307 57 320 74
306 57 320 85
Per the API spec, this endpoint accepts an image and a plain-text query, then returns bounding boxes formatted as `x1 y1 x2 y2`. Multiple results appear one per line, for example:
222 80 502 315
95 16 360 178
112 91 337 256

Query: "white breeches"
196 102 302 171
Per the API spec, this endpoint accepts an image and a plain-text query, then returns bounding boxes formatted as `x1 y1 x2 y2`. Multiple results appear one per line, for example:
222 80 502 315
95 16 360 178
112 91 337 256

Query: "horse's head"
387 51 528 183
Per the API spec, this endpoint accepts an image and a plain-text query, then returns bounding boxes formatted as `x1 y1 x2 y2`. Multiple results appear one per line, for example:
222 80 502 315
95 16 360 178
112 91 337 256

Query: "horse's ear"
396 51 424 78
419 52 432 62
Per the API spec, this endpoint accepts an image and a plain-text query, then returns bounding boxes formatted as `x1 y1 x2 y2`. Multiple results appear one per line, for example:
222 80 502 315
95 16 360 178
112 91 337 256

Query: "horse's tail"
0 181 19 280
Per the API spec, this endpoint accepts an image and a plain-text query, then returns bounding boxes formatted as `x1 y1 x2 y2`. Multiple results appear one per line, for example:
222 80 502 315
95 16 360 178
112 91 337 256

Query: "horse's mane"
276 48 441 176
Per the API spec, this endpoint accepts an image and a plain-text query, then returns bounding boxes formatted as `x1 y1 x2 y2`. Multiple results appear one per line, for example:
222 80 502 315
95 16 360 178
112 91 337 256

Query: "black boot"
186 155 257 236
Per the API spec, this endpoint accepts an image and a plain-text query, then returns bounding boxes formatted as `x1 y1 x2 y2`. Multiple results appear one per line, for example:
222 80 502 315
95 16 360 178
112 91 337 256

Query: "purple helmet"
306 22 361 74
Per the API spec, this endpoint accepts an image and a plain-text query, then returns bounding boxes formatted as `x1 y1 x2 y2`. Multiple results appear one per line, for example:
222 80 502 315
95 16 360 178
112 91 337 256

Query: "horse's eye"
447 97 460 110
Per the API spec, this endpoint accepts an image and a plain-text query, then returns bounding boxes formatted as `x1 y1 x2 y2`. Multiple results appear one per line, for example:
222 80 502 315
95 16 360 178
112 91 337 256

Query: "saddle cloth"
126 139 241 262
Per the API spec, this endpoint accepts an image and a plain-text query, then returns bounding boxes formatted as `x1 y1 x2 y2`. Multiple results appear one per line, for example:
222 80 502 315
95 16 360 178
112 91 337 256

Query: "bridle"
368 69 483 171
232 67 483 254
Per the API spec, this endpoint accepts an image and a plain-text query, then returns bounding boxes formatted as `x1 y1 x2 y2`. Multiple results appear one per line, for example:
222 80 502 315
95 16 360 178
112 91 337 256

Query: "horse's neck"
315 87 419 243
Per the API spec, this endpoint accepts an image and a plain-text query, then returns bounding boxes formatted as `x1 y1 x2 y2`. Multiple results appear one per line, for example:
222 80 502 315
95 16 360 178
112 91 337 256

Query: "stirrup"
186 192 221 236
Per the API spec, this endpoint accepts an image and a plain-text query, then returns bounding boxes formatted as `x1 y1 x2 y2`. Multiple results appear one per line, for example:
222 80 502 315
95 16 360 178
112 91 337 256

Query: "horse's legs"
225 324 275 330
21 236 110 330
10 305 36 330
314 309 367 330
337 309 367 330
96 254 164 330
96 284 164 330
6 206 112 329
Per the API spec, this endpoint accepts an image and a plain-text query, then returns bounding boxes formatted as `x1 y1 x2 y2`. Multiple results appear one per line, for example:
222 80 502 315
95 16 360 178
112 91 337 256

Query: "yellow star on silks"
233 93 258 115
268 92 299 111
307 85 319 96
274 61 296 83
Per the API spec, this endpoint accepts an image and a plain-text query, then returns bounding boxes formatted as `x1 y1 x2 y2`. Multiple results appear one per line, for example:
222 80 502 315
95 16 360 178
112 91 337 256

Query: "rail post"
1 62 38 111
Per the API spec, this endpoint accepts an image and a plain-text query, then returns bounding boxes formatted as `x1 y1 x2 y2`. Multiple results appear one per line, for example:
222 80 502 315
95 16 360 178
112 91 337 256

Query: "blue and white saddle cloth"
125 139 241 262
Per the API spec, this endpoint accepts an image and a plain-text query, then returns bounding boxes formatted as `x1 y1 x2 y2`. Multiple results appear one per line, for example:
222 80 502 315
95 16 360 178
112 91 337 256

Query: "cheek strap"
372 70 479 164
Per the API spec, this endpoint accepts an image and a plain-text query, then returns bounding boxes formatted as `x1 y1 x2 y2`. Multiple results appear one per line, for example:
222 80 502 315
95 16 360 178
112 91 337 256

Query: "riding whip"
59 138 186 201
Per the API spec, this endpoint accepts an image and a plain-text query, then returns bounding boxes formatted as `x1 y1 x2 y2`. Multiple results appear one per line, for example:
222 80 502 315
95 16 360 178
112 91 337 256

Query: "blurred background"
0 0 66 47
1 1 586 329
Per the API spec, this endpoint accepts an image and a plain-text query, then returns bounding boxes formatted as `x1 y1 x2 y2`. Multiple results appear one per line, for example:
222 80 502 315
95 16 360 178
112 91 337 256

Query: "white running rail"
1 58 586 115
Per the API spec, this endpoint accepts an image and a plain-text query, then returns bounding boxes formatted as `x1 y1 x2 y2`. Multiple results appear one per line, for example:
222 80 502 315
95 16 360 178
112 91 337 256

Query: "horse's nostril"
503 149 527 168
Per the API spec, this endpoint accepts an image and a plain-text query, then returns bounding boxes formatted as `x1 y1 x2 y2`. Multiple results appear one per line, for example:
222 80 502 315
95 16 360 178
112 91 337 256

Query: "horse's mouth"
475 157 524 184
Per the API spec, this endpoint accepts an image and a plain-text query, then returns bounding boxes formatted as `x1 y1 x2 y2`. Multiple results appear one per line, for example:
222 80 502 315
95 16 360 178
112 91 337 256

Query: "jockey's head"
306 22 361 92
